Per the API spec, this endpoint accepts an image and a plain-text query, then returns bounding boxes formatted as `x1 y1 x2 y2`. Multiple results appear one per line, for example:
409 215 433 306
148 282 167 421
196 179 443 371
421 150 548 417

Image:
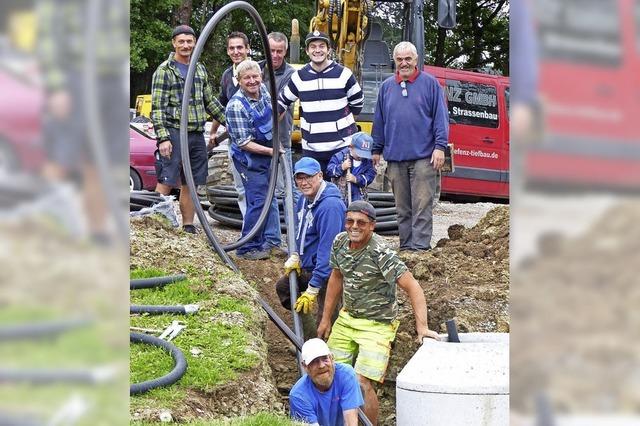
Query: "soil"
510 200 640 415
130 200 509 424
209 202 509 425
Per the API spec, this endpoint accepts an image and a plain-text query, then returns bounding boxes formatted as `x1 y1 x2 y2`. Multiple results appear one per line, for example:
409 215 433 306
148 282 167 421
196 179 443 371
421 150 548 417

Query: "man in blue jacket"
275 157 346 338
371 41 449 251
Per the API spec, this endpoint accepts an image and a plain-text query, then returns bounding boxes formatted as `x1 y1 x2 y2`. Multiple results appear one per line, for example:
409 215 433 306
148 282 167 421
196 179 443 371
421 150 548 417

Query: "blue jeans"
263 193 282 248
232 154 271 255
228 148 246 217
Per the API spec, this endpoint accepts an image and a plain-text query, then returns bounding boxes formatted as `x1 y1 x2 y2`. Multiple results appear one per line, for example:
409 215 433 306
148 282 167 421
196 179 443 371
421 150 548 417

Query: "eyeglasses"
295 173 319 184
400 81 408 98
308 355 331 367
345 218 372 227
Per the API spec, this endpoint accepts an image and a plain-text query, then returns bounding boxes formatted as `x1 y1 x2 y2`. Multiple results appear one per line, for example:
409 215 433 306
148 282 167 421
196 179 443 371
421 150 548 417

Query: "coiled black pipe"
130 274 187 290
179 1 280 265
0 318 91 342
130 332 187 395
130 305 199 315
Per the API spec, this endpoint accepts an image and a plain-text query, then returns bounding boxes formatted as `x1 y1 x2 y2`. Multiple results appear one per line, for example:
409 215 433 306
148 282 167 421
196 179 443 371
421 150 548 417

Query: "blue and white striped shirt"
278 61 364 156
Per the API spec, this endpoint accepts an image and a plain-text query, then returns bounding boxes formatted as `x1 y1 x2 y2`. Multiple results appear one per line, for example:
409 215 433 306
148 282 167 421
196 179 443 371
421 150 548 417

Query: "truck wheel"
130 168 142 191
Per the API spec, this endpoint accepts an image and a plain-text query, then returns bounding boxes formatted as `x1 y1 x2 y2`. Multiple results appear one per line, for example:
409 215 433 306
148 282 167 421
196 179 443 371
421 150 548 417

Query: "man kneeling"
289 338 363 426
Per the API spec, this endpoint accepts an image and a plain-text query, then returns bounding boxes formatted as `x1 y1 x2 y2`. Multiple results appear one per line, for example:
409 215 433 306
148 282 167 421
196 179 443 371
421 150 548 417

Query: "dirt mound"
371 206 510 423
234 206 510 425
511 200 640 413
129 216 282 422
130 204 510 424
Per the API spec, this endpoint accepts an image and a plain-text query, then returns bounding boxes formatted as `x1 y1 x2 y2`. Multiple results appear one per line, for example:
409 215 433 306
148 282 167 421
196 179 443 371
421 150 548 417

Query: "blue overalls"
231 97 275 255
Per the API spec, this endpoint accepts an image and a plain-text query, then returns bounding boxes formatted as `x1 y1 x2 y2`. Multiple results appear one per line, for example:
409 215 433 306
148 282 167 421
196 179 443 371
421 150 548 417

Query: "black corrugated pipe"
279 150 304 371
130 305 199 315
179 1 280 270
0 318 91 342
130 332 187 395
130 274 187 290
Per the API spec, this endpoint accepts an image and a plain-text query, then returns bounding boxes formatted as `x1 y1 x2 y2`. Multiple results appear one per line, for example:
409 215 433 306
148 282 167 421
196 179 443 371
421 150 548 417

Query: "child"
326 132 377 205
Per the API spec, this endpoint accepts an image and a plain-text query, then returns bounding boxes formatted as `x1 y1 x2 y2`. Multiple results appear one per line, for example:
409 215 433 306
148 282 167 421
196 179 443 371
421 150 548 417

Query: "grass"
131 412 301 425
0 306 129 425
130 267 261 412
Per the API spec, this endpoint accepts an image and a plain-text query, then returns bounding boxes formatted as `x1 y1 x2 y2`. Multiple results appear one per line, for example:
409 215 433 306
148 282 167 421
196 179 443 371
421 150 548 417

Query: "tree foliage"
130 0 508 103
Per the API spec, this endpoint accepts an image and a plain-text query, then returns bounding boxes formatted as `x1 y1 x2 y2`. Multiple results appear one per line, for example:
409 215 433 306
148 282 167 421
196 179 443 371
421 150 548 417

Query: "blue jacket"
326 148 377 204
295 182 346 288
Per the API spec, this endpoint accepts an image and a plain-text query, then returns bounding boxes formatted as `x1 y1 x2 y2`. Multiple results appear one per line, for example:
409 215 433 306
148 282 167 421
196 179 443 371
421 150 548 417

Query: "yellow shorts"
327 310 399 383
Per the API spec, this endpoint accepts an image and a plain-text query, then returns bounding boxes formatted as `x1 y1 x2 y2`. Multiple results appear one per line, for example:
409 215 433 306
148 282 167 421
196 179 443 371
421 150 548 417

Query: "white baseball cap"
301 338 331 365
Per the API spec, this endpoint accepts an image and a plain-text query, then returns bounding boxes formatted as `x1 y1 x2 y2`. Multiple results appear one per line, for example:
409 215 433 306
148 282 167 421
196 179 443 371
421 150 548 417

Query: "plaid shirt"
225 84 271 148
151 52 225 142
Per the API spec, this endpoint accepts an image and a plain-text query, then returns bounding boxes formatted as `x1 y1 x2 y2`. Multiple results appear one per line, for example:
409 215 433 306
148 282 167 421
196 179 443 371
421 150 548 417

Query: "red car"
129 120 158 191
0 65 45 174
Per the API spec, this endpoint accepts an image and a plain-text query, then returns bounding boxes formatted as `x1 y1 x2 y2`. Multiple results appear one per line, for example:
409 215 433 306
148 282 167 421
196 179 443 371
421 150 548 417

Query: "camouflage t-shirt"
330 232 408 322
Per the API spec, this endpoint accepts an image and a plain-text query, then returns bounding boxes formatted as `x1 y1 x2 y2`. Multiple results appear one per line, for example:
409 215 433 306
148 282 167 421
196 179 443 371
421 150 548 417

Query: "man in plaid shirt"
151 24 225 233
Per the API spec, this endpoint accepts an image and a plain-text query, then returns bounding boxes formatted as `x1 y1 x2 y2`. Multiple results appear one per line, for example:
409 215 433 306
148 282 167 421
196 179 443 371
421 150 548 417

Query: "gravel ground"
190 199 503 249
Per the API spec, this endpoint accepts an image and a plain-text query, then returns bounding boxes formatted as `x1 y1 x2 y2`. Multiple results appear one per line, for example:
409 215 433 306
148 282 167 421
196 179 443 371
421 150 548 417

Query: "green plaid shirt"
151 52 225 142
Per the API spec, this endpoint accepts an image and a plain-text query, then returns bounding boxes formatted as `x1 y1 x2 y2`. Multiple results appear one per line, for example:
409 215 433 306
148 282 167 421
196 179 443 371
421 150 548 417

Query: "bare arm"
343 408 358 426
397 271 439 342
317 268 343 339
239 140 274 156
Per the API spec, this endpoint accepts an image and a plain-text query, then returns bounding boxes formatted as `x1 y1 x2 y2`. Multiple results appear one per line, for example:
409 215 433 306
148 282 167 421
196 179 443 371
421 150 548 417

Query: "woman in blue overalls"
225 60 278 260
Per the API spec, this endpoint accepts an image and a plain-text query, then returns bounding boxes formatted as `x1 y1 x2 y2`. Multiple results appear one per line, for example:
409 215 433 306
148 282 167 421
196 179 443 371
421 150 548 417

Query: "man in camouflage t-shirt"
317 200 439 425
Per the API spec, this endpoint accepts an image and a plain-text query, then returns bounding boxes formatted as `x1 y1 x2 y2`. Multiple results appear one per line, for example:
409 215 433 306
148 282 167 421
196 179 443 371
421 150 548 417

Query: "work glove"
284 253 301 275
294 286 320 314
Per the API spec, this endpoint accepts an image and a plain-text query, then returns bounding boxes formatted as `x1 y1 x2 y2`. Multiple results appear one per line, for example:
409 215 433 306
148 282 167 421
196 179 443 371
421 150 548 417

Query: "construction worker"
275 157 345 338
278 31 364 177
151 25 225 234
225 60 278 260
289 338 363 425
318 200 440 424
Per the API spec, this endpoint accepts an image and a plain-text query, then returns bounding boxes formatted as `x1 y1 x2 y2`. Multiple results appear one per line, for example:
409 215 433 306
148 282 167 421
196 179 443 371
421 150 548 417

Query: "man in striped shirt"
278 31 364 177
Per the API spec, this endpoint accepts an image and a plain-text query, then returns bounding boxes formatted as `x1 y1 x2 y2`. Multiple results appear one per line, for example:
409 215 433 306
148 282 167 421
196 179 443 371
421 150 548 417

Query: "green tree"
372 0 508 75
130 0 314 105
130 0 508 105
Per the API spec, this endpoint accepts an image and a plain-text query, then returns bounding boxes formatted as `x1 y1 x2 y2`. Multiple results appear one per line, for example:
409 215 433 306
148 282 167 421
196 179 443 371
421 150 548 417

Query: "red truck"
525 0 640 191
426 65 510 200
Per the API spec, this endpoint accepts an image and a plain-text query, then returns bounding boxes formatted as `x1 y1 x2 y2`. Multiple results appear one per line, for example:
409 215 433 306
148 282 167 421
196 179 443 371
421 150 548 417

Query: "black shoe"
182 224 198 234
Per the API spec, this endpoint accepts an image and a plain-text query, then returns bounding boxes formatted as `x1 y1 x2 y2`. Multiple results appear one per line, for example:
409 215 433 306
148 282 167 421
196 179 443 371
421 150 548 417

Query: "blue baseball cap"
350 132 373 159
294 157 322 176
